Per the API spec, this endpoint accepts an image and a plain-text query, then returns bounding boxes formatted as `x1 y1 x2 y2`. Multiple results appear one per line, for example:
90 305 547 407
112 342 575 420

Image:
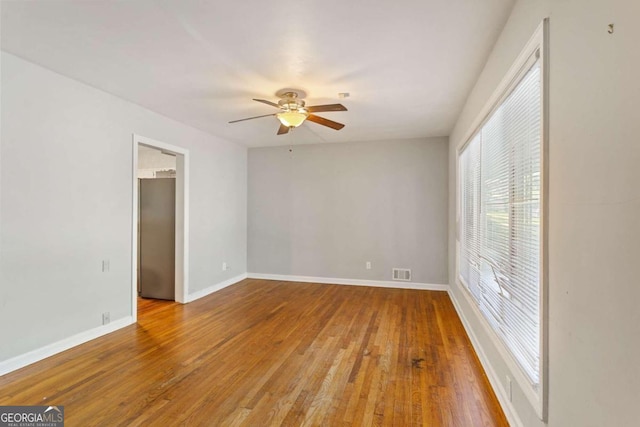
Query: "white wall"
248 138 448 285
448 1 640 426
0 52 247 362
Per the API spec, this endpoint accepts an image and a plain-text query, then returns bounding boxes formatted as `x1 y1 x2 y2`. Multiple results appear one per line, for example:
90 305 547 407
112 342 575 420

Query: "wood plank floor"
0 279 508 426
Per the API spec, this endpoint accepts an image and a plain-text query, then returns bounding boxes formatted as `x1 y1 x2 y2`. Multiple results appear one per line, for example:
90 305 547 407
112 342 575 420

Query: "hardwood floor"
0 279 508 426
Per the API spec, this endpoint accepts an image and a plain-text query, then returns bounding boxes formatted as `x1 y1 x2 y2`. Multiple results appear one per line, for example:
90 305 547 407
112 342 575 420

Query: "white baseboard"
0 316 134 378
0 274 246 378
247 273 448 291
447 289 523 427
185 273 248 303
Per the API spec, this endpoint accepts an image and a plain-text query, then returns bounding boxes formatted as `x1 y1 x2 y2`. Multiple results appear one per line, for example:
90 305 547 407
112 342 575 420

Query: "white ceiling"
1 0 514 147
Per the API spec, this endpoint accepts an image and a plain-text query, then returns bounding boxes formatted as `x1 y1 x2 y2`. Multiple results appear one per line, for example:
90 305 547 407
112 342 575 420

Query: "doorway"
131 134 189 322
138 147 176 300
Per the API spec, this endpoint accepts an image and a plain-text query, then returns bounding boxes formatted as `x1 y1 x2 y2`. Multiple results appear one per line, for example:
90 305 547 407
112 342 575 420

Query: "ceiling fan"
229 89 348 135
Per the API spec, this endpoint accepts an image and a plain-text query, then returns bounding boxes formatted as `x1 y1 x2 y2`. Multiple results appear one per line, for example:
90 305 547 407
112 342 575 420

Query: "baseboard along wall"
247 273 449 291
0 274 248 377
447 289 523 427
2 271 517 426
0 316 135 377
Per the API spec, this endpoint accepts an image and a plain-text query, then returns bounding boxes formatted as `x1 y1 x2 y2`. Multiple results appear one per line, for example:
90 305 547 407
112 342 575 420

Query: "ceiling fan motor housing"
278 92 306 112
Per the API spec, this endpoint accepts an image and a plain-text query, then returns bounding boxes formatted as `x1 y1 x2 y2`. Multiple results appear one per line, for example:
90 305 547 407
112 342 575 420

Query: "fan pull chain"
288 126 294 154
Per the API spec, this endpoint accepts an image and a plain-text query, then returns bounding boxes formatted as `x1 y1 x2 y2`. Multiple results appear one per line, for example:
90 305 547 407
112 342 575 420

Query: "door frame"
131 134 189 321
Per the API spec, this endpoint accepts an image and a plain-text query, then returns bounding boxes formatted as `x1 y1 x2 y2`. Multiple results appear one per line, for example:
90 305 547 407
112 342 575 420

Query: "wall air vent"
392 268 411 282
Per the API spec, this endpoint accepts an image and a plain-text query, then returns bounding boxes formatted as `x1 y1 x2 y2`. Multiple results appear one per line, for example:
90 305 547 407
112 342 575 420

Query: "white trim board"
185 273 248 303
0 316 134 378
247 273 449 291
447 290 524 427
0 272 246 377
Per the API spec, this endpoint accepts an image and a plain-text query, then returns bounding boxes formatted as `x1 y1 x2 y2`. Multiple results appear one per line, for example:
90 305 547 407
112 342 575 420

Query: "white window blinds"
459 57 542 386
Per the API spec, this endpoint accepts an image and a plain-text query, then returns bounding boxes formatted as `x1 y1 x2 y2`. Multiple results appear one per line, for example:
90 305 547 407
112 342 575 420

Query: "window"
457 20 547 419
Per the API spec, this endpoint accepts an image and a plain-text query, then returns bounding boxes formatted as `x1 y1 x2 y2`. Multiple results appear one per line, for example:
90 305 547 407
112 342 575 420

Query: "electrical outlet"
506 376 512 401
102 312 110 325
366 261 372 270
102 260 110 272
222 262 228 271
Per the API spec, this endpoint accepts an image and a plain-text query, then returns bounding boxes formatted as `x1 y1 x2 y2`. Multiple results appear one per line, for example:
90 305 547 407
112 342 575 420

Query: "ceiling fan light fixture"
277 110 308 128
230 90 346 134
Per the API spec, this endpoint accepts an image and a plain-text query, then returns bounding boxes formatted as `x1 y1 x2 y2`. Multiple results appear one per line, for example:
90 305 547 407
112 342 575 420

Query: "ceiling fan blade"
228 113 276 123
253 98 281 108
277 123 290 135
307 114 345 130
306 104 348 113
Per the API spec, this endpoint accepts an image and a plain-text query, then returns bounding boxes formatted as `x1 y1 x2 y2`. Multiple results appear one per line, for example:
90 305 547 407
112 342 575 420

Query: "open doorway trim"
131 134 189 322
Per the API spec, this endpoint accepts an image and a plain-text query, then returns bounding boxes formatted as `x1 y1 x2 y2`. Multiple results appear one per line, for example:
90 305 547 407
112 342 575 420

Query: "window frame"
455 19 548 420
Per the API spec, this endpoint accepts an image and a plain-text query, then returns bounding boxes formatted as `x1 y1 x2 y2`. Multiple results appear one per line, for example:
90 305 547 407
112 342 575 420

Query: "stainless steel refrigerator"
138 178 175 300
